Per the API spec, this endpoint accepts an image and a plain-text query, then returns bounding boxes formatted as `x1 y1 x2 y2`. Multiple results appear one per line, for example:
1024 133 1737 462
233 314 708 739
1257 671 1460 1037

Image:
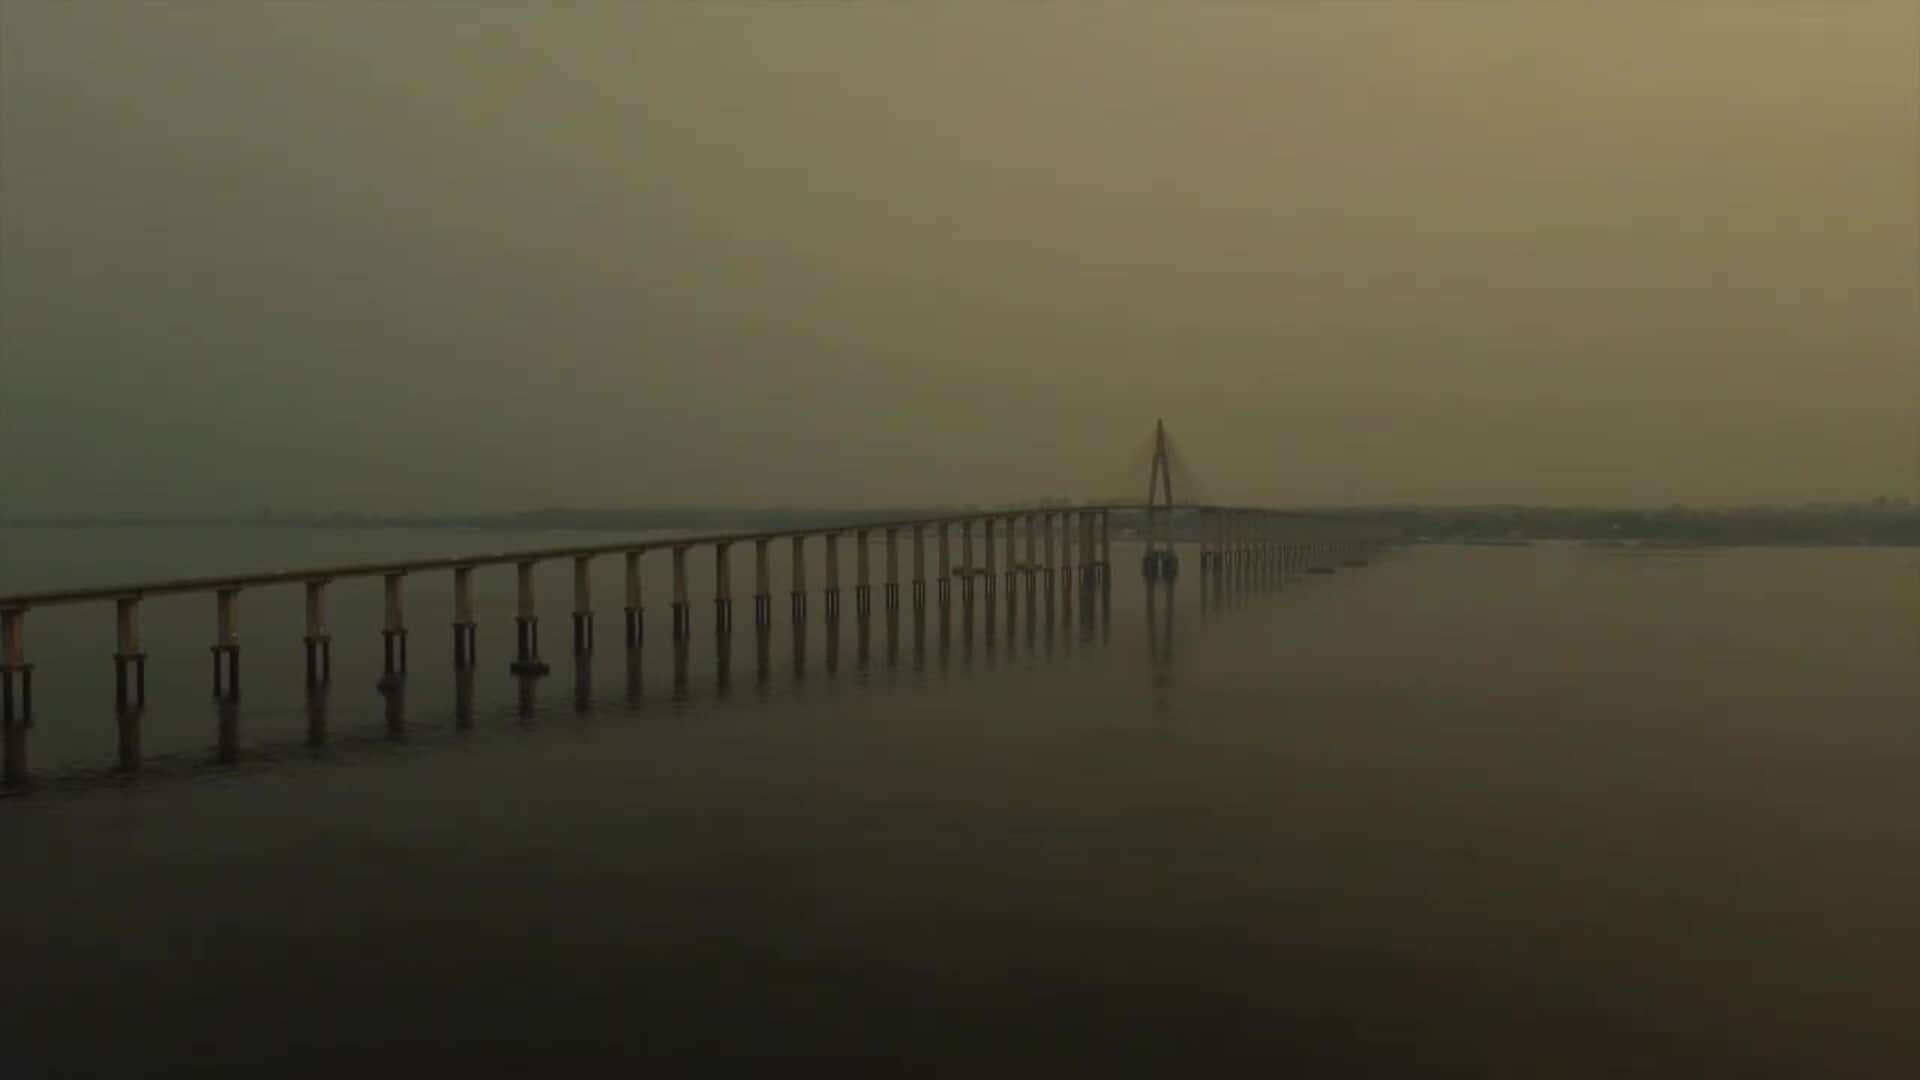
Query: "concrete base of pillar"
381 629 409 687
2 665 33 790
452 622 477 669
510 617 550 676
114 651 148 712
210 644 240 701
304 634 333 688
1141 550 1180 581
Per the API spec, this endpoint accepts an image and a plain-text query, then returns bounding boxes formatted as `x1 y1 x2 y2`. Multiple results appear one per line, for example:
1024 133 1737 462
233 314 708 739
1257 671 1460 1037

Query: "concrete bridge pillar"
936 523 951 616
1080 511 1097 593
714 543 734 634
569 557 594 656
754 539 772 629
1002 516 1018 601
984 518 998 601
910 525 926 615
212 587 242 762
304 580 332 687
1244 515 1259 584
671 546 692 641
3 608 31 788
1222 519 1234 589
1099 509 1112 584
1022 514 1037 583
885 528 901 614
454 566 478 667
382 572 409 686
855 530 871 617
826 533 843 624
791 535 808 625
1058 512 1072 601
960 520 975 605
622 552 644 648
512 561 550 676
211 587 241 701
114 596 145 771
1041 512 1056 591
115 598 144 698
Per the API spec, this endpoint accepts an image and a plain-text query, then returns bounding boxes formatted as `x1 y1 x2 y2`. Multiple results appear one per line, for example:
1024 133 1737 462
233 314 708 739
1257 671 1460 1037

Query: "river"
2 530 1916 1074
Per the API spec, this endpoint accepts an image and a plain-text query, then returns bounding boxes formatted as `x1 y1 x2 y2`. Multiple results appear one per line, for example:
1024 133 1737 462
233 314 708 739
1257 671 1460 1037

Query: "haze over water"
4 530 1917 1072
5 0 1919 1073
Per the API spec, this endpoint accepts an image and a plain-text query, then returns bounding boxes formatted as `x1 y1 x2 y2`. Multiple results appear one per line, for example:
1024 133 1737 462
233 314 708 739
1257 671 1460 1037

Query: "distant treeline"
1337 507 1920 547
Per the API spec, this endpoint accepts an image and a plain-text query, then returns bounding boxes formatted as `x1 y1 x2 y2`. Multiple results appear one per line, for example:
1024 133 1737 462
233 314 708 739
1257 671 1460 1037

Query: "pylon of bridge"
1142 419 1180 581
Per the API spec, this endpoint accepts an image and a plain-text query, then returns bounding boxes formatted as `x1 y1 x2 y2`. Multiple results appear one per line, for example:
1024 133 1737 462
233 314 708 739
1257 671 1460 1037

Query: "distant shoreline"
3 504 1915 548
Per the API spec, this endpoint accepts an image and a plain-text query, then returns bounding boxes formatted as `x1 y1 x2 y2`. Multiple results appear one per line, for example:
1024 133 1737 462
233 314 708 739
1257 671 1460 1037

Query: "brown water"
3 534 1917 1074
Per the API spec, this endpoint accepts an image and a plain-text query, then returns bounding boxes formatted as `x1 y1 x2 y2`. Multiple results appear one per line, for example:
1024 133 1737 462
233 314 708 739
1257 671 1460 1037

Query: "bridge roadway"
0 502 1395 789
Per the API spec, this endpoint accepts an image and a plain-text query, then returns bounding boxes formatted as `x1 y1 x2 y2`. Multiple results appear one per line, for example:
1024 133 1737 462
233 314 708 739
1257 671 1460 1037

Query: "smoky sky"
3 2 1916 512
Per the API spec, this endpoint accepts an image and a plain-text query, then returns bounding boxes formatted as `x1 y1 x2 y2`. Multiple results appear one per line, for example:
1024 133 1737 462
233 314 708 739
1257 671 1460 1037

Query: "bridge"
0 424 1399 789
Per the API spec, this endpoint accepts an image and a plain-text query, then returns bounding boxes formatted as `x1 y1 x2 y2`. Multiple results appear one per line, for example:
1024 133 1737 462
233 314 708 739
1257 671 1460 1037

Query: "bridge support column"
1239 521 1251 590
453 566 478 669
623 552 644 649
211 588 241 762
754 540 772 629
211 587 241 701
1060 511 1076 609
111 596 146 772
826 533 844 625
1021 514 1037 617
571 556 595 656
1041 513 1055 592
380 572 409 691
854 530 871 617
670 546 692 641
790 535 808 626
511 560 550 676
910 525 926 616
936 523 952 635
714 543 734 635
1080 512 1097 594
960 521 975 605
2 608 31 789
1002 516 1018 606
1099 509 1112 585
885 528 901 614
303 580 333 688
983 519 998 602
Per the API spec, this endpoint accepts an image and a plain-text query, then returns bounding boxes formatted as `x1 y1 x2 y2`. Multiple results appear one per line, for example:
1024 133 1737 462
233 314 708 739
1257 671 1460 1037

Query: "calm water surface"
3 530 1917 1074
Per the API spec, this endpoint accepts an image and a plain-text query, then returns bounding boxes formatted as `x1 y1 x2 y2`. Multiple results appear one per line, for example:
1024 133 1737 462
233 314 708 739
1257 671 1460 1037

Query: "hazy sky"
4 2 1915 511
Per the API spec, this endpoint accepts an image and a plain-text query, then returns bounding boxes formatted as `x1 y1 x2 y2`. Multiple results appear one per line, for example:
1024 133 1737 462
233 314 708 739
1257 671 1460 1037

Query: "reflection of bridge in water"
0 425 1399 790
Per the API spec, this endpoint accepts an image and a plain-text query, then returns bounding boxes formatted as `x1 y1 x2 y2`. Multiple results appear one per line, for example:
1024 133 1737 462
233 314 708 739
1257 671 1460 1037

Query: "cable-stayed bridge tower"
1142 419 1180 581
